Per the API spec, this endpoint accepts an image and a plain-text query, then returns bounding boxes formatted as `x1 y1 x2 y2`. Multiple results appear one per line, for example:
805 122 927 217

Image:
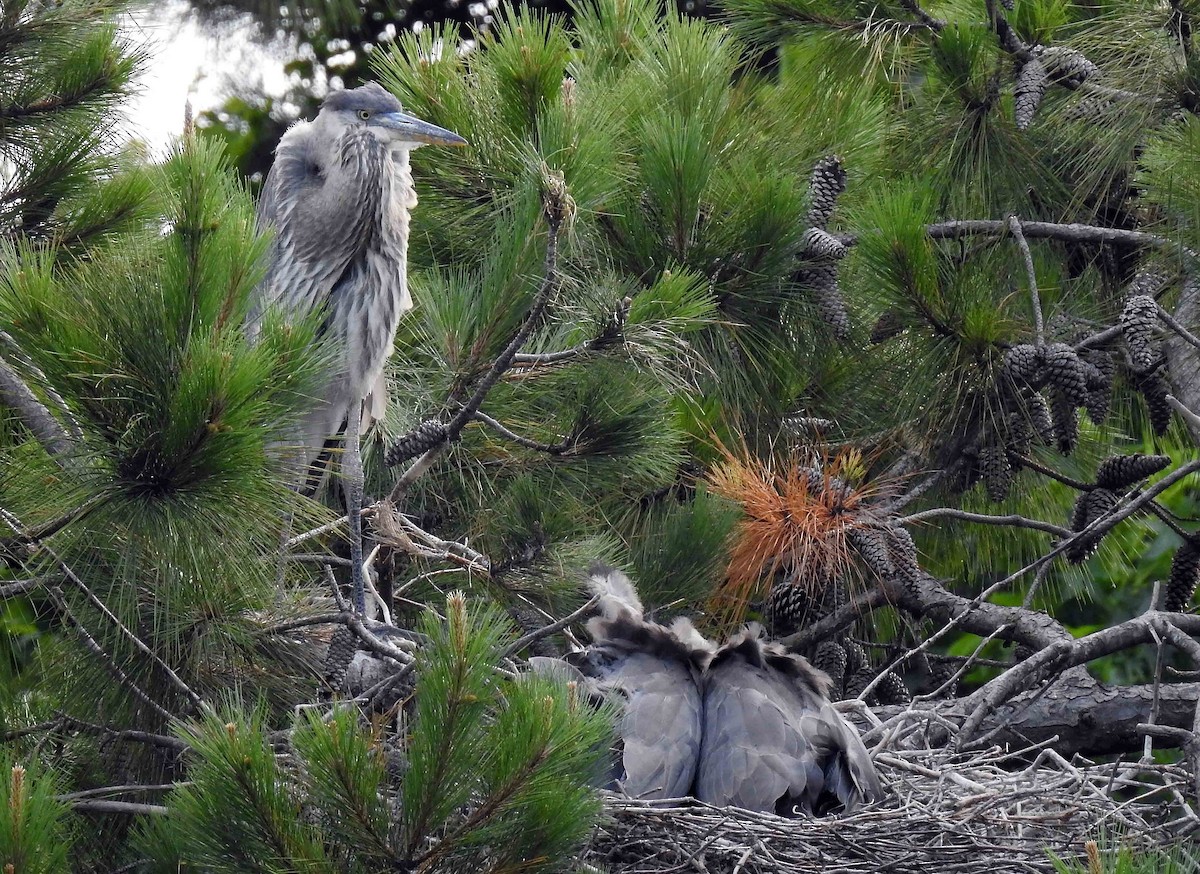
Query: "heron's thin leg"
344 400 367 614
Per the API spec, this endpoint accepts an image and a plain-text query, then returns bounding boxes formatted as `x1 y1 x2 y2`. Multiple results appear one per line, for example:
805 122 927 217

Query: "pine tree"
0 0 153 249
5 0 1200 865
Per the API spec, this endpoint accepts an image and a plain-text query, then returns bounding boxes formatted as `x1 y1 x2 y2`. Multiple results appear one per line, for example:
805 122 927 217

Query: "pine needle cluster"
136 594 612 873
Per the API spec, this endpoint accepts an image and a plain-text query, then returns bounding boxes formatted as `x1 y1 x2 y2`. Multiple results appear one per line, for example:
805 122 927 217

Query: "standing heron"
250 82 466 612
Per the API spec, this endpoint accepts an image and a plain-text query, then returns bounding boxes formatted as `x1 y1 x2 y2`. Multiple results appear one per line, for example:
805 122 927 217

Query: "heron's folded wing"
250 122 375 335
816 701 884 808
615 653 703 800
697 661 807 811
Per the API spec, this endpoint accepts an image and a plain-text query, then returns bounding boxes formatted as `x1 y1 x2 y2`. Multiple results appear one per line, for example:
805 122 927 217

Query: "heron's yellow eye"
357 110 371 120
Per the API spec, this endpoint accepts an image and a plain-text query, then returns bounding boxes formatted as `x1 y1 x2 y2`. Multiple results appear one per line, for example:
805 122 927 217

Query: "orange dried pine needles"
706 444 884 626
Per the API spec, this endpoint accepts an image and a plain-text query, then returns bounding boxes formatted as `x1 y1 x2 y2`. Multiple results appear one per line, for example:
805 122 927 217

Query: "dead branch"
1008 216 1044 343
387 179 567 500
957 611 1200 746
898 507 1070 537
500 594 600 660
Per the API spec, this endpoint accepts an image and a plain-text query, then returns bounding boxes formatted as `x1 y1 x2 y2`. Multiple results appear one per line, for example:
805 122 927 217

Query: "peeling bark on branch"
873 674 1200 757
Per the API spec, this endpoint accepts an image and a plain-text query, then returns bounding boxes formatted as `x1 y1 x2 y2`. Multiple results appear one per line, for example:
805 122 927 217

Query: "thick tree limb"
873 675 1200 756
1166 276 1200 446
0 357 71 459
68 799 168 816
957 612 1200 746
926 220 1195 256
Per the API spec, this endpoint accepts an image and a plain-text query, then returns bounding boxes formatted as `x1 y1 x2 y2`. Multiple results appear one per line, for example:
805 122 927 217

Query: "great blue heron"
539 565 709 800
251 82 466 612
696 625 883 815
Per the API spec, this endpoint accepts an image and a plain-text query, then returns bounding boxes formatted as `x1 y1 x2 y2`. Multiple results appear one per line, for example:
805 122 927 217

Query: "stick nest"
582 741 1196 873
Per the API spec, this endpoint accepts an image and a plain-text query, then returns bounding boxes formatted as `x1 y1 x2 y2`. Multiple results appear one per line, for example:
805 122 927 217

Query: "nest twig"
584 743 1195 873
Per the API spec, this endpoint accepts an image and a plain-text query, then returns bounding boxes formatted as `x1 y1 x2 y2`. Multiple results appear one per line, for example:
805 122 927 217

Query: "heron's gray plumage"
564 565 710 800
252 82 420 455
251 82 464 613
696 625 883 815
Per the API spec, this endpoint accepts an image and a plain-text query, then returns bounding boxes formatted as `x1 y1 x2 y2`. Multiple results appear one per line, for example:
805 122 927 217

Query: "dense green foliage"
2 0 1200 867
135 595 611 873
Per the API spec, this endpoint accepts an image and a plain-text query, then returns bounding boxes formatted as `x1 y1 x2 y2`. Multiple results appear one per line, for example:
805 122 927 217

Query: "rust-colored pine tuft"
706 440 882 626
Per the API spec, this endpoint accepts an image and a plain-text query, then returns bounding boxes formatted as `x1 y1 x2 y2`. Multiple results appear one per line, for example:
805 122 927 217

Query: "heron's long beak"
372 111 467 147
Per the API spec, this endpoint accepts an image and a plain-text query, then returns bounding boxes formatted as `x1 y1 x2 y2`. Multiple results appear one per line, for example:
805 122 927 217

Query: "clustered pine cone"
1042 343 1089 406
766 582 810 636
849 525 894 579
1049 390 1080 455
1066 488 1118 564
1003 343 1044 387
928 659 959 698
979 443 1013 502
801 227 847 260
1014 57 1049 130
1130 367 1173 436
1079 348 1114 425
1095 453 1170 490
324 626 358 689
797 157 851 340
813 639 848 690
875 669 911 705
1120 293 1160 373
385 419 449 466
806 155 847 230
799 264 852 341
1038 46 1099 85
1165 541 1200 613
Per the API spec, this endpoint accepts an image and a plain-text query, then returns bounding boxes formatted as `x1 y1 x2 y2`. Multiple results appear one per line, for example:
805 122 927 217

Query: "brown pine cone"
806 155 847 229
979 443 1013 502
1130 368 1173 437
1165 541 1200 613
812 639 849 695
1066 488 1118 564
1121 294 1160 374
1014 57 1049 130
1095 454 1170 490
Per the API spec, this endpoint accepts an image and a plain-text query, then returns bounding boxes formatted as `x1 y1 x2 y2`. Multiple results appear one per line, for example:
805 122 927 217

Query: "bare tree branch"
1008 216 1044 343
898 507 1070 537
67 799 168 816
46 585 173 722
957 612 1200 746
1158 302 1200 352
387 185 567 502
0 357 71 460
500 594 600 661
473 410 570 454
0 507 206 714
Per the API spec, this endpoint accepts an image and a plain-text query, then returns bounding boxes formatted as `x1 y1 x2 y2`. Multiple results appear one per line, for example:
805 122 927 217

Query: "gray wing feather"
250 122 387 457
616 653 703 799
697 639 883 815
576 645 703 800
697 661 799 811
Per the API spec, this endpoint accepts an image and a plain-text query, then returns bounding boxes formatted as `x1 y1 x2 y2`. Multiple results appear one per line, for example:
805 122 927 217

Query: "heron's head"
320 82 466 149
